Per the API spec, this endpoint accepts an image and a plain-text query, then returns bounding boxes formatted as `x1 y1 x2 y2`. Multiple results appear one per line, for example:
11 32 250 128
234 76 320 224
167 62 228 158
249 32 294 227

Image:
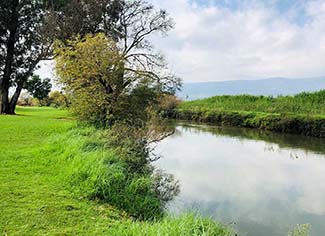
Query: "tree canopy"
55 32 180 126
25 75 52 101
0 0 124 114
0 0 50 114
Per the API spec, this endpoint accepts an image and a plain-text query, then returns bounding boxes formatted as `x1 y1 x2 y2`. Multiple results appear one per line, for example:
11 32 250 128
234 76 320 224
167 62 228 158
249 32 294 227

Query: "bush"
158 94 181 117
48 91 69 108
17 92 38 106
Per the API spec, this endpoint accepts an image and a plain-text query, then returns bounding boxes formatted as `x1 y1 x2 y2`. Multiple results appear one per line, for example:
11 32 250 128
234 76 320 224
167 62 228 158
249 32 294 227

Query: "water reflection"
154 123 325 236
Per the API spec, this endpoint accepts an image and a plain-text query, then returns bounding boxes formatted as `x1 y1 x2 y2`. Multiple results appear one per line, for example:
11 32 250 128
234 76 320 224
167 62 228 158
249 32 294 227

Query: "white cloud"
36 0 325 83
148 0 325 82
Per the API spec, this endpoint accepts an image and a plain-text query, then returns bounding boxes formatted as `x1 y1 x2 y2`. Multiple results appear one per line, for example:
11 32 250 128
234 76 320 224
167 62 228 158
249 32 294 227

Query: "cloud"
148 0 325 82
155 125 325 225
36 0 325 83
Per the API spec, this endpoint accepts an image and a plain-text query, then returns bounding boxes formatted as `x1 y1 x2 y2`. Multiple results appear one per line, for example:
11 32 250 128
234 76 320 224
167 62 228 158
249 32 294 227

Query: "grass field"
173 91 325 137
0 107 234 236
0 107 124 235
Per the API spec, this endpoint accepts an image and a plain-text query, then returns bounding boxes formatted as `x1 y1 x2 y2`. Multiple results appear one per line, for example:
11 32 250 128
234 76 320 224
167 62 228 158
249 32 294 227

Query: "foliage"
55 34 122 125
0 0 54 114
287 224 311 236
50 0 123 40
0 0 124 114
48 90 69 108
54 0 181 127
173 109 325 138
16 91 37 106
48 124 180 220
172 91 325 137
55 33 180 127
25 75 52 101
179 90 325 115
158 94 181 117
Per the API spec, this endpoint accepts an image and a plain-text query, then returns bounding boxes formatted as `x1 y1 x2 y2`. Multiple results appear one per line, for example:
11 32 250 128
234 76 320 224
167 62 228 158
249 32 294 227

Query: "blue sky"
195 0 303 13
206 0 310 25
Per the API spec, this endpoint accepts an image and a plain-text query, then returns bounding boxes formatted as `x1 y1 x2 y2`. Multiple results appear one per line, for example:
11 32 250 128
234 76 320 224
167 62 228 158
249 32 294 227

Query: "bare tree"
117 0 180 95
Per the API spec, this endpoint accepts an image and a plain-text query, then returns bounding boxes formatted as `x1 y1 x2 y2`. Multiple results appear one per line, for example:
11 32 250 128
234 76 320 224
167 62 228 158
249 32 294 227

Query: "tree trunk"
1 86 10 114
0 82 2 114
0 0 19 114
8 83 23 114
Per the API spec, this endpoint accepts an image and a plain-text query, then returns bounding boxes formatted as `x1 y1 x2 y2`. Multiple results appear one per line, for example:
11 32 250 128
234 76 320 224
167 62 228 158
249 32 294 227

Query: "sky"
36 0 325 83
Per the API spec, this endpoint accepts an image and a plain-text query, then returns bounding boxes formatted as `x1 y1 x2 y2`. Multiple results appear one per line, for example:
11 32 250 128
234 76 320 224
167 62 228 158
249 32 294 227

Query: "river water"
154 123 325 236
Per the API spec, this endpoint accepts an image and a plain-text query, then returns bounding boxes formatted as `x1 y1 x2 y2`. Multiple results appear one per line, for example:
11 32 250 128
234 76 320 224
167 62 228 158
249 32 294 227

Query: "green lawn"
0 107 125 235
0 107 235 236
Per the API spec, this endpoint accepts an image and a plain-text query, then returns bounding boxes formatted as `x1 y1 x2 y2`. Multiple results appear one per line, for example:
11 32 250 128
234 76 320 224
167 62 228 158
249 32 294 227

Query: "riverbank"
0 107 234 235
170 91 325 137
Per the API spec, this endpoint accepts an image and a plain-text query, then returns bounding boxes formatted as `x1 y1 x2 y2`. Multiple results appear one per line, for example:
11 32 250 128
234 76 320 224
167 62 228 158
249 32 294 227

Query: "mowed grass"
0 107 235 236
0 107 125 236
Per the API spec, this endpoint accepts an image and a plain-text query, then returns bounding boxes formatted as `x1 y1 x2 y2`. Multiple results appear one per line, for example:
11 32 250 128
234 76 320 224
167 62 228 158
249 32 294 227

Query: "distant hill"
178 77 325 100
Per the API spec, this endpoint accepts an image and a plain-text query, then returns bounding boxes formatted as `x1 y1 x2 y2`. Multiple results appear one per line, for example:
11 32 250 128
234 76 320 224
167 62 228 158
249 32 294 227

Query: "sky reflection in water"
154 124 325 236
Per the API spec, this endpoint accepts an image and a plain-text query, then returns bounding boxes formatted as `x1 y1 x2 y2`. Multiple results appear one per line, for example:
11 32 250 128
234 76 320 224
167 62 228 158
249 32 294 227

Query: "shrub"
158 94 181 117
48 91 69 108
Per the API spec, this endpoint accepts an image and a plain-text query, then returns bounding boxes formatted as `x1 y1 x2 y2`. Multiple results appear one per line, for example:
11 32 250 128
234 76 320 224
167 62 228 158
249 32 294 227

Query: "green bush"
48 90 69 108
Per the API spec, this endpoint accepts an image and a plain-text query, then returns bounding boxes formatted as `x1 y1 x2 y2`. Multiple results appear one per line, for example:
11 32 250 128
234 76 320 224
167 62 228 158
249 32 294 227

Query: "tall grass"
172 91 325 137
179 90 325 116
108 214 235 236
41 127 169 220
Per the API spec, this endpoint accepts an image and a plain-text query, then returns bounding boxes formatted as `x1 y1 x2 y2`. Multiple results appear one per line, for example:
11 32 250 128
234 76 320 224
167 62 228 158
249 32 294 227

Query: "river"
154 122 325 236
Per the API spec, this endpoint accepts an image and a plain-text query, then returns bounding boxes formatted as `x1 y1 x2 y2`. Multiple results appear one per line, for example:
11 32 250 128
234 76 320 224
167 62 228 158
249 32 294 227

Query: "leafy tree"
25 75 52 101
0 0 180 115
0 0 54 114
51 0 123 40
55 0 181 127
0 0 123 114
56 33 179 126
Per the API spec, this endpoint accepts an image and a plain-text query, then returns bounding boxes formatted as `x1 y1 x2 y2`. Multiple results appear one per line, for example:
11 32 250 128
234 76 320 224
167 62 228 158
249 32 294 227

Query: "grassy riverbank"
0 107 234 235
172 91 325 137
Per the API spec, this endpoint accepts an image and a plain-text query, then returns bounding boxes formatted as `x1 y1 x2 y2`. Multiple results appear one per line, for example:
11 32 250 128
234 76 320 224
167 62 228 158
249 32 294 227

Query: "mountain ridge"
178 77 325 100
